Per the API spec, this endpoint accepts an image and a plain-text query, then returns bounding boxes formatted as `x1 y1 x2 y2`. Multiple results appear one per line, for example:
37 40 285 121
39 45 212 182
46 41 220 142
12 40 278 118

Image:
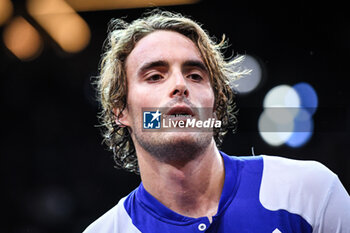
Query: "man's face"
121 30 215 163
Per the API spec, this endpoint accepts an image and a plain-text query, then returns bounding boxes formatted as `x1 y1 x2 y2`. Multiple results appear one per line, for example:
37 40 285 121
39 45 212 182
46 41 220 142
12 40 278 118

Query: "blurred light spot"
27 0 90 53
285 82 318 147
263 85 300 108
65 0 200 11
258 110 294 146
3 16 43 60
260 85 300 147
293 82 318 115
232 55 262 94
286 109 313 148
0 0 13 26
259 83 318 148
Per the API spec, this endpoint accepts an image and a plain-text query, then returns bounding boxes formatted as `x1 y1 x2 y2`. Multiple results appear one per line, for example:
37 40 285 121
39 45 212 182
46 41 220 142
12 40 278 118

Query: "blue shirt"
83 152 350 232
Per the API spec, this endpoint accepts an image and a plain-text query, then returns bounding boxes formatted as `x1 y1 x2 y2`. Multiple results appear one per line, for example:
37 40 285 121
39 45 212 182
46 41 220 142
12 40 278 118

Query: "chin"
135 130 213 164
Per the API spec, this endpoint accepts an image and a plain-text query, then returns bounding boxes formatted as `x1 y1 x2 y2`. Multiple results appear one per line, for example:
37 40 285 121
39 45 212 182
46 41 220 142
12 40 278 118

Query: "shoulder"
259 155 338 226
83 196 141 233
261 155 336 186
260 155 337 195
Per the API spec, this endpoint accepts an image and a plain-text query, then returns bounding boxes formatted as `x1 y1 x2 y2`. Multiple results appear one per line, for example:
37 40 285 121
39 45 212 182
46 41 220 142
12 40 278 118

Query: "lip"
165 105 195 118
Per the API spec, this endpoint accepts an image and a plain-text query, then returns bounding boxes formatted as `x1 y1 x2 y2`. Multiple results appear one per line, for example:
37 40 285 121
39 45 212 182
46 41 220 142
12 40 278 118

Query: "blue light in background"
259 82 318 148
286 108 314 147
293 82 318 115
286 82 318 148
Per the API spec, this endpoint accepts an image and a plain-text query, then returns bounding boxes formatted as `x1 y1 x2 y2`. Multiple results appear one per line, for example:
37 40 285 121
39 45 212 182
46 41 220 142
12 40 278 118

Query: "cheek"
196 86 215 107
127 85 160 108
127 81 144 105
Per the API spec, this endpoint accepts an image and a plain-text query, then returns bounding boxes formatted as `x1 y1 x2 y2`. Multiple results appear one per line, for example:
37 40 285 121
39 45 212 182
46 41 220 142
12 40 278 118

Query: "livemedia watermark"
142 107 221 132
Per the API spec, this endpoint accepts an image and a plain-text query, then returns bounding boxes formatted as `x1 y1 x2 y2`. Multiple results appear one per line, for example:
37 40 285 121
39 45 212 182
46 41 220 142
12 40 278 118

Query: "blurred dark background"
1 0 349 232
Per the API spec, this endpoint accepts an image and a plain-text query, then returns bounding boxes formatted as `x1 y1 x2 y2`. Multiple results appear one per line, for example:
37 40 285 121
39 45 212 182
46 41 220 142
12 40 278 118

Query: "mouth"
165 105 195 120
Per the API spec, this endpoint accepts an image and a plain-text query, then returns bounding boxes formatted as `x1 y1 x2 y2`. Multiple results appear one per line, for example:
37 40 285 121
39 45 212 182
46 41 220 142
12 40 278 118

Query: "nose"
170 71 189 98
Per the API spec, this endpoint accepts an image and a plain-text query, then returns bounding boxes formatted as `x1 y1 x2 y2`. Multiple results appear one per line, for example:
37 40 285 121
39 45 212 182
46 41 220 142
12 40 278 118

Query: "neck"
136 139 225 220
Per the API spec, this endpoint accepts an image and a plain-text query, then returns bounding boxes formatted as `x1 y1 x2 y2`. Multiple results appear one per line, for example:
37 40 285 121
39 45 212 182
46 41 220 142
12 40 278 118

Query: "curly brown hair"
96 9 250 174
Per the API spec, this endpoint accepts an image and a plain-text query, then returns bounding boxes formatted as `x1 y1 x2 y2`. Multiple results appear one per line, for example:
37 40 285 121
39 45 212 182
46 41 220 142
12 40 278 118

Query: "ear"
113 107 130 127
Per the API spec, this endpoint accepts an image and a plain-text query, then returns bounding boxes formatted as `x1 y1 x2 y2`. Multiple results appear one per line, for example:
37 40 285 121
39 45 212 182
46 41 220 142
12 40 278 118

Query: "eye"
146 74 163 82
188 73 203 82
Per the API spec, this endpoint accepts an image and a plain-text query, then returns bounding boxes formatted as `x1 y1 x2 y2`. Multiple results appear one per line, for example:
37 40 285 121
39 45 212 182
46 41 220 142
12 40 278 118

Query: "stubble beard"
134 131 213 165
131 96 215 164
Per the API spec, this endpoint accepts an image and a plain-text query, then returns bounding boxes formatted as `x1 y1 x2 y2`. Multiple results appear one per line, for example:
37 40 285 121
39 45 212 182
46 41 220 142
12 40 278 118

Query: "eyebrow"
138 59 208 76
138 60 169 76
183 60 208 73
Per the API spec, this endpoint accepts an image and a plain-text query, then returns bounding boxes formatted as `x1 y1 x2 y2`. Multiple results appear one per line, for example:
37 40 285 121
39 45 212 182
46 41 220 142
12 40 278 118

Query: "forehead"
125 30 203 71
